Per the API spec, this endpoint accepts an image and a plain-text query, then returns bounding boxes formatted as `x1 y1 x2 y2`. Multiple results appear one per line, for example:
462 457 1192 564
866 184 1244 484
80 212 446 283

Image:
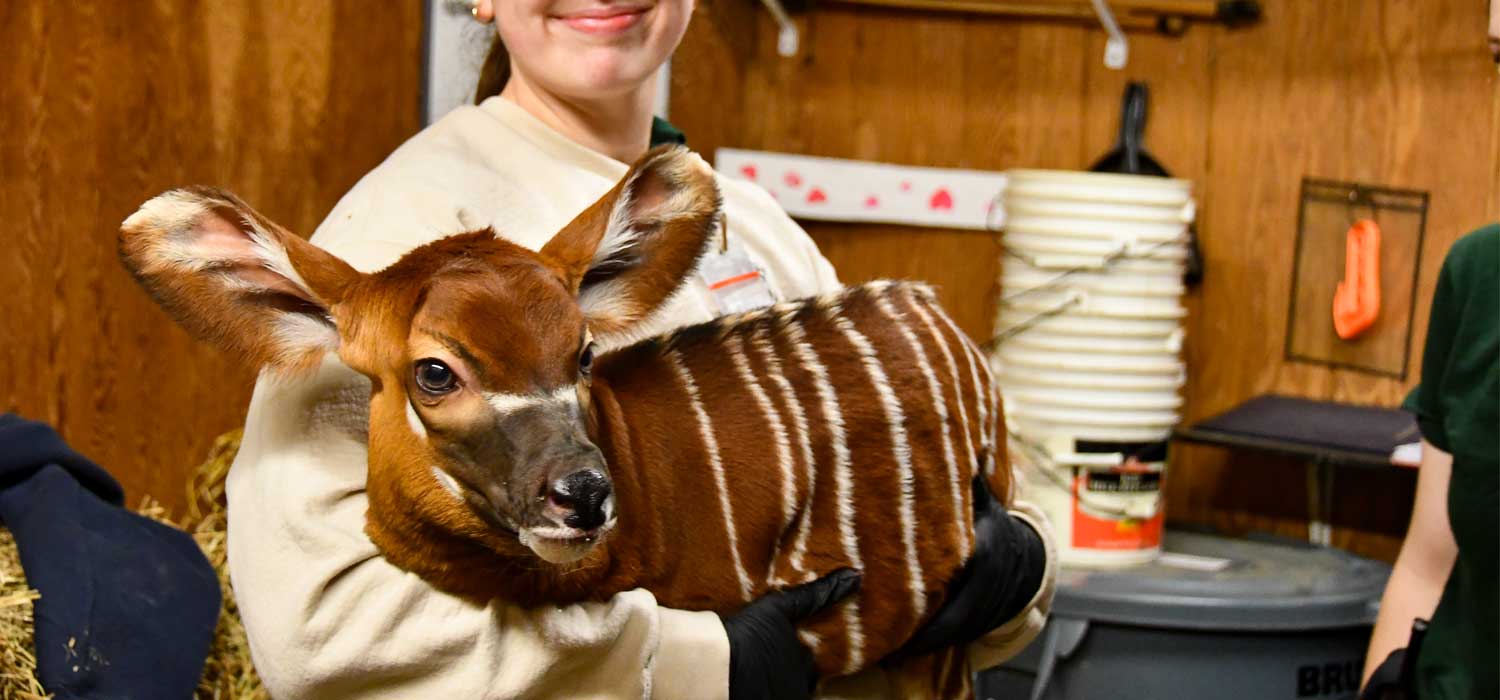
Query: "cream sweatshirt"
228 97 1053 700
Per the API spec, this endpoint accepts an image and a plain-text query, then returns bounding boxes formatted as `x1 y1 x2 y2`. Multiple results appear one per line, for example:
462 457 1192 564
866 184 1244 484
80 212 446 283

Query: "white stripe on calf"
406 398 427 440
751 326 816 581
798 630 823 654
933 306 991 457
667 350 755 602
484 386 578 418
833 315 927 624
784 321 866 673
876 294 969 556
728 335 798 585
907 294 980 556
961 320 1003 477
431 466 464 502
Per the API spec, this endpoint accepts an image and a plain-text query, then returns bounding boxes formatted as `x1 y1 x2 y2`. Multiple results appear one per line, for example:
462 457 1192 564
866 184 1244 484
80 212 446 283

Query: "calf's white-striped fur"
587 280 1006 681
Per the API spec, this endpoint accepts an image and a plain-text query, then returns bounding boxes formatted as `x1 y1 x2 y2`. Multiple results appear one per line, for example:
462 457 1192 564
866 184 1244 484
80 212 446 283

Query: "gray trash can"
977 530 1391 700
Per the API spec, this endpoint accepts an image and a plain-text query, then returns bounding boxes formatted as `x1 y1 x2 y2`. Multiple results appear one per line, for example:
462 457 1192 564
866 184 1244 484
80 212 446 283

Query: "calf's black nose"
547 469 612 531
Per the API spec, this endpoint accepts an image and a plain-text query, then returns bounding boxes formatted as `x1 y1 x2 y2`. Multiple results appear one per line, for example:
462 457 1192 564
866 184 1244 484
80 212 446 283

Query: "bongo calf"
119 146 1009 689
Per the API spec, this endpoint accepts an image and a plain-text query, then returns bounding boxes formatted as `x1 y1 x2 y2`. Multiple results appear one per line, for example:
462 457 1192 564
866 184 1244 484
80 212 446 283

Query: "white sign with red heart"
715 148 1009 231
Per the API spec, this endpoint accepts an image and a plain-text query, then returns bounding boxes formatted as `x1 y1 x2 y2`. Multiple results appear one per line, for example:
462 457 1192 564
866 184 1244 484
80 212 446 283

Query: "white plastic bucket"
997 348 1182 375
1012 419 1174 445
1003 198 1193 225
1004 215 1189 244
1004 233 1188 261
1009 404 1179 428
1004 292 1187 320
995 311 1182 339
1001 252 1182 272
1004 331 1182 356
1002 263 1185 298
998 366 1185 392
1006 169 1191 206
1004 386 1183 411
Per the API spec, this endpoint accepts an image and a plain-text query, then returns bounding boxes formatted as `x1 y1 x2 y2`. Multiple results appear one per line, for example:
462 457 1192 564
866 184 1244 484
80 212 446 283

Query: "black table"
1171 394 1420 545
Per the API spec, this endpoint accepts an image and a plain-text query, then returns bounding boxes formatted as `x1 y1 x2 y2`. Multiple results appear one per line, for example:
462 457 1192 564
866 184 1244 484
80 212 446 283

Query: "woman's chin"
562 53 663 95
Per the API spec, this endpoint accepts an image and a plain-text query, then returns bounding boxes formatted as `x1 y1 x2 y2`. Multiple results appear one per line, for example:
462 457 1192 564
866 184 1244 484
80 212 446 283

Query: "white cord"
760 0 800 57
1090 0 1129 69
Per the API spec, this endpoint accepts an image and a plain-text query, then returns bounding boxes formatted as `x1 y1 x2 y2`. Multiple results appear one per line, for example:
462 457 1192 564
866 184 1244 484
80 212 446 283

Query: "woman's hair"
474 35 510 104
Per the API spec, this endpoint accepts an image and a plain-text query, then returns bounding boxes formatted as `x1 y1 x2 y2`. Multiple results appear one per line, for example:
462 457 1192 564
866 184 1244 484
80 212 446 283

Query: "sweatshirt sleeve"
227 179 732 700
965 500 1058 671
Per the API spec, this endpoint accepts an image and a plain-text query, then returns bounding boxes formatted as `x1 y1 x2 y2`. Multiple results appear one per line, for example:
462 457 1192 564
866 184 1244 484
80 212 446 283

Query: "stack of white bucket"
993 169 1194 568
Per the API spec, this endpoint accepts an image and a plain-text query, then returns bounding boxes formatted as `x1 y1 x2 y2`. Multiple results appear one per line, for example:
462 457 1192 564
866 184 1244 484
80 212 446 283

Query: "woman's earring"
458 0 491 23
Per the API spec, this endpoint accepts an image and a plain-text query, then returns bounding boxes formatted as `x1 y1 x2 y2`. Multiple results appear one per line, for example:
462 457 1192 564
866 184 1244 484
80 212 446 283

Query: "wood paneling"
0 1 424 514
672 0 1498 560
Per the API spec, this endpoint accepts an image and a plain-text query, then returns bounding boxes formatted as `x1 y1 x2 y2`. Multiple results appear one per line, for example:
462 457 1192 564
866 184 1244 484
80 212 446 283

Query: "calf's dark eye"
414 359 458 394
579 342 597 376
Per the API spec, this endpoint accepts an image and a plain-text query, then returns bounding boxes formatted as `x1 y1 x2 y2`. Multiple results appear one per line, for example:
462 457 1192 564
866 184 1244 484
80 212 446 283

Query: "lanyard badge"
698 216 777 315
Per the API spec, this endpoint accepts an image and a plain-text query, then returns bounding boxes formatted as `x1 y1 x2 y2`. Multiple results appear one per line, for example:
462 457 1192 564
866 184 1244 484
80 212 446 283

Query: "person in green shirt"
1363 223 1498 699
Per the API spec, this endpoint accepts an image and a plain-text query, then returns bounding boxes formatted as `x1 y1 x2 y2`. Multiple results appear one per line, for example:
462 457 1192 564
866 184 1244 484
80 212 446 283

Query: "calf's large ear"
541 145 721 340
119 187 361 375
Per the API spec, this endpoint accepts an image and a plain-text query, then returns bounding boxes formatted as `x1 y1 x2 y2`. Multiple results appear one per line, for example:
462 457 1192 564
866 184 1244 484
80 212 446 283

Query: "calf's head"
119 146 721 565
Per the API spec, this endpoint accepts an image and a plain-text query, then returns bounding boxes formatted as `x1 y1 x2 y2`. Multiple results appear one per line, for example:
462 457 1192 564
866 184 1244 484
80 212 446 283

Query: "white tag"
699 244 777 315
1390 441 1422 467
1156 552 1233 572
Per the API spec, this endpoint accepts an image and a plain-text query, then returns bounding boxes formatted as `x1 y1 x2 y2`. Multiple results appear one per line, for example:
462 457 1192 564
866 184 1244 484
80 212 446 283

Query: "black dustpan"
1090 83 1203 285
1091 83 1170 176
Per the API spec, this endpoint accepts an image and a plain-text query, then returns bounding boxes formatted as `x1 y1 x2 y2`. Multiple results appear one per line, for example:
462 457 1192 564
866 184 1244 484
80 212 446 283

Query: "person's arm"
1360 230 1472 690
1361 439 1457 687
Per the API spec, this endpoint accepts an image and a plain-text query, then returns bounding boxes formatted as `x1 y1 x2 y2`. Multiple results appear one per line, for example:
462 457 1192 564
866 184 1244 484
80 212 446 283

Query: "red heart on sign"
784 172 803 188
900 181 912 192
864 195 880 208
929 188 954 211
807 188 828 204
739 164 758 181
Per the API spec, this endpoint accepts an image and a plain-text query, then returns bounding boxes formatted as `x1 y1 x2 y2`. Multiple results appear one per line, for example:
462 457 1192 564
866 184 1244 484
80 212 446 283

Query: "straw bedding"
0 430 265 700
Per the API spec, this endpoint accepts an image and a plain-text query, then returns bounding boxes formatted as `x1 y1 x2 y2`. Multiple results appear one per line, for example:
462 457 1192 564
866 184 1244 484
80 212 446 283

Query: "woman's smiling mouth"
554 5 650 35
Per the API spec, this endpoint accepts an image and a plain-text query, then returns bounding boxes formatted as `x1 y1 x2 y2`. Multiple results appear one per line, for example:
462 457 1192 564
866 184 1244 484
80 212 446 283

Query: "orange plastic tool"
1332 219 1382 340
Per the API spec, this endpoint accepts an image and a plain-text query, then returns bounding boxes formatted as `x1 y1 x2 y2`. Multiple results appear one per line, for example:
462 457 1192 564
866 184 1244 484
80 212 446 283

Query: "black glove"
720 568 861 700
886 475 1046 662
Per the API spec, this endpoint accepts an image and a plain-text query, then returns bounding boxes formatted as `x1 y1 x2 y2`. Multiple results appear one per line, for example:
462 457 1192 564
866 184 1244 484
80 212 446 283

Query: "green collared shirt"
650 117 687 148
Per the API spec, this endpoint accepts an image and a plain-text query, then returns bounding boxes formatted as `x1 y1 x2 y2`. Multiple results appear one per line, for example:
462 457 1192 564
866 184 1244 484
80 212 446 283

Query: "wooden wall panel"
672 0 1498 560
0 1 424 514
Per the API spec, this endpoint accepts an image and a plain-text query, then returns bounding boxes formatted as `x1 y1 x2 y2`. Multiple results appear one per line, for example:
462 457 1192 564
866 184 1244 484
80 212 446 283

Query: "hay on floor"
0 429 265 700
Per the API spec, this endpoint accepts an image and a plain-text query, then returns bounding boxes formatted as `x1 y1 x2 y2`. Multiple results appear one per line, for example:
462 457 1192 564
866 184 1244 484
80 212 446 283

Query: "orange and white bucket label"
1071 466 1164 551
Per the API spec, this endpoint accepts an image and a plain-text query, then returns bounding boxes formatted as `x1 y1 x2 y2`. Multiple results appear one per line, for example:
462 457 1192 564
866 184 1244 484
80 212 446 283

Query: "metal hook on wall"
1090 0 1129 69
760 0 801 57
1346 184 1379 226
